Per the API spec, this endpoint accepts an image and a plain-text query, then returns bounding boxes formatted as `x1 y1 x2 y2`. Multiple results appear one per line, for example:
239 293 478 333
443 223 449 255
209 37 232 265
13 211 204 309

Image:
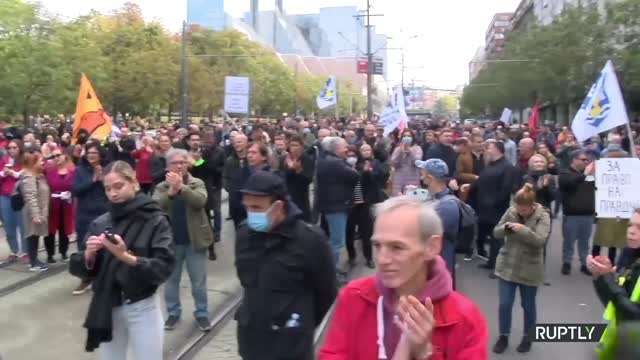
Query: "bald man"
518 137 536 171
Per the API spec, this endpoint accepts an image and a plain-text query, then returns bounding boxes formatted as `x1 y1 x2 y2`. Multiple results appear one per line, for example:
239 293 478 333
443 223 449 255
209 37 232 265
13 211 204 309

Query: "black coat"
235 208 337 360
523 171 556 210
316 153 359 213
469 157 521 225
223 152 250 210
150 154 166 187
72 162 109 240
189 145 225 190
280 153 314 221
424 143 457 177
69 194 174 351
356 158 390 204
558 166 595 216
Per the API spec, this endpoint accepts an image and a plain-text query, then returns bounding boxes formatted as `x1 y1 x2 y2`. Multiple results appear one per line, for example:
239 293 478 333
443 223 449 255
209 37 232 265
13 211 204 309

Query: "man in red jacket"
320 196 488 360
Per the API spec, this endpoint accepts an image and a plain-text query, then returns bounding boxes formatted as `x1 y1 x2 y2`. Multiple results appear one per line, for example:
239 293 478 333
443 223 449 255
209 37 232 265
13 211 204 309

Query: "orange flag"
72 73 112 144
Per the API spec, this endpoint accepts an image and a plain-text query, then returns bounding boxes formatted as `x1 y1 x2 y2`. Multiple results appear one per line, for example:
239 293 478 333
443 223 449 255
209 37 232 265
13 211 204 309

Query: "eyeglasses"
169 161 188 166
577 158 589 162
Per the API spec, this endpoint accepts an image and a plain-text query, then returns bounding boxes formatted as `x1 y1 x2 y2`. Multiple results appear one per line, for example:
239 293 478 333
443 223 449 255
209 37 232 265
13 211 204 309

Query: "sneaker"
208 246 217 261
61 254 69 262
561 263 571 275
29 261 48 272
164 315 180 330
196 317 212 331
516 337 532 353
21 255 30 265
72 280 92 295
493 335 509 354
46 256 56 264
463 254 473 261
580 265 592 276
5 254 18 263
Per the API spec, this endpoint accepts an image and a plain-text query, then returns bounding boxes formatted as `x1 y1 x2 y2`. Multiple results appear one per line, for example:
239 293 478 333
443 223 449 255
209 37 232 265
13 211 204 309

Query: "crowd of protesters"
2 114 640 359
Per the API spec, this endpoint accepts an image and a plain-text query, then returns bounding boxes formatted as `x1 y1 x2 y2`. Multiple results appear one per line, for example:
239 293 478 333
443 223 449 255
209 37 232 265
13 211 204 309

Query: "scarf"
83 193 165 351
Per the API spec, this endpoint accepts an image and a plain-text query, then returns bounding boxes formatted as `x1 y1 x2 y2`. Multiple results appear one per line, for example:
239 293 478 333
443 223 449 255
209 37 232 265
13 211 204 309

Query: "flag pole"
335 78 339 120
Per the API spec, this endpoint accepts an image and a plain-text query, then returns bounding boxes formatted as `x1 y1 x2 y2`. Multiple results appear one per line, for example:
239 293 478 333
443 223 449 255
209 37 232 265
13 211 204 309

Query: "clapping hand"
587 255 616 278
394 296 434 359
166 172 183 195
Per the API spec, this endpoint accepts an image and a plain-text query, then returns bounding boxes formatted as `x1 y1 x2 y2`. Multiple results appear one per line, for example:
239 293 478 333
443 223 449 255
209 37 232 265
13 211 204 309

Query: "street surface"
0 208 604 360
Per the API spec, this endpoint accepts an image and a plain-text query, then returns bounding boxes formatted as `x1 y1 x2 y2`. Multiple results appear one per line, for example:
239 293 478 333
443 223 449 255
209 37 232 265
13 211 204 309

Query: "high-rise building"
469 46 487 82
485 13 514 57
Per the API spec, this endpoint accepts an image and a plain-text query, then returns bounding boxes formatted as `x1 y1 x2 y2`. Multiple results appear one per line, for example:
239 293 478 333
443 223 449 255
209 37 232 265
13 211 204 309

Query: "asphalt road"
0 208 607 360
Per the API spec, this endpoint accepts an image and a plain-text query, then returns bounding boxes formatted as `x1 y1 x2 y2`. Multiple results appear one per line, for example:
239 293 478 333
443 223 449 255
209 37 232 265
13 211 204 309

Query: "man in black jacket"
223 134 250 228
235 171 337 360
316 137 360 282
187 132 225 261
424 128 458 177
462 141 521 274
559 149 595 276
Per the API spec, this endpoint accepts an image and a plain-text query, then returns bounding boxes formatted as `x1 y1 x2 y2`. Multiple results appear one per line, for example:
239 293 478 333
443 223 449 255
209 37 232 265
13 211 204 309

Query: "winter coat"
72 162 109 240
355 158 390 205
21 173 50 237
319 276 489 360
468 157 521 225
494 203 551 287
316 153 359 213
558 166 595 216
280 153 314 221
153 174 214 251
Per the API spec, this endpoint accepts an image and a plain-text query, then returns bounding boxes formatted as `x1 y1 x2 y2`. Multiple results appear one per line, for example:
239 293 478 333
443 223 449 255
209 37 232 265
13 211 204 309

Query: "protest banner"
595 158 640 219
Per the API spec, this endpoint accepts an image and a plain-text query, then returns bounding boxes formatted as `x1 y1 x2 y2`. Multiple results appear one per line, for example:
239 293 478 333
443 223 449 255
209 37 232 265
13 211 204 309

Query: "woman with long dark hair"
69 161 175 359
71 141 109 295
0 140 25 262
44 147 76 263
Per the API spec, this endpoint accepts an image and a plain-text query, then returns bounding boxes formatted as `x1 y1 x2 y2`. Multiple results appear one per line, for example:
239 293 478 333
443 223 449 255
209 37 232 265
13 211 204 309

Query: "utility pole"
180 21 188 128
354 0 382 121
400 49 405 89
366 0 373 121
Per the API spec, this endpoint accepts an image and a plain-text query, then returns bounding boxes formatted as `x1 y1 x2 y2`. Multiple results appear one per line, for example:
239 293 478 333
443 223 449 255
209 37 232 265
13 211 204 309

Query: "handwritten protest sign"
595 158 640 219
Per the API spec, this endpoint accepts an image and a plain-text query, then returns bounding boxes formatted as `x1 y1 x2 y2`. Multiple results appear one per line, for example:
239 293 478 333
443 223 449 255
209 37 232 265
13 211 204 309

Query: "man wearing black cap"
235 170 337 360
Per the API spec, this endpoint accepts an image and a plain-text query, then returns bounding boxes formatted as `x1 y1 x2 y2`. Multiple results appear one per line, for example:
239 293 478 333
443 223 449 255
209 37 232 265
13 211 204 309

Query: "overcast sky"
40 0 521 89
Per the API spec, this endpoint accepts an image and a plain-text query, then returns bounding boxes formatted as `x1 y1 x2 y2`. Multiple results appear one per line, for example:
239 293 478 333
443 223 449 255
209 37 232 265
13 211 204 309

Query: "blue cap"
415 159 449 179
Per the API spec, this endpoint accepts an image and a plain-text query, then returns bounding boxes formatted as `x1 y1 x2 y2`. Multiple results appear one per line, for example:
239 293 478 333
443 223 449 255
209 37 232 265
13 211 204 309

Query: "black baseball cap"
240 171 288 199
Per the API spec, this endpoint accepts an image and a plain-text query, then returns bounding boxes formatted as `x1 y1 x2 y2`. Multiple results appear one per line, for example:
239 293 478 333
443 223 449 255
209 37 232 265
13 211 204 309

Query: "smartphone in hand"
104 230 119 245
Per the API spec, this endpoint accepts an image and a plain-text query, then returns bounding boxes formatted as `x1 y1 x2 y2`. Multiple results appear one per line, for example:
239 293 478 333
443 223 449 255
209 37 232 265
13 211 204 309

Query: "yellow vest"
597 274 640 359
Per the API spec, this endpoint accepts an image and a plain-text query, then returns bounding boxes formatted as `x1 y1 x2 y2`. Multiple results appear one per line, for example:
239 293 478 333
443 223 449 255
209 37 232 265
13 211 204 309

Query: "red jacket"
319 277 489 360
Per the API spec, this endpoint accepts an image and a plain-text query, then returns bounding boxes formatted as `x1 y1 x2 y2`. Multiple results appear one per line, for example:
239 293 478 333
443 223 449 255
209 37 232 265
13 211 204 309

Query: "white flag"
381 85 408 136
316 76 337 110
571 60 629 142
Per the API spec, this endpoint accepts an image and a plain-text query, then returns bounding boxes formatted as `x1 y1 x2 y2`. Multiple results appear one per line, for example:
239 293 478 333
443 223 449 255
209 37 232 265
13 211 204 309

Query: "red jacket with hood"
320 257 488 360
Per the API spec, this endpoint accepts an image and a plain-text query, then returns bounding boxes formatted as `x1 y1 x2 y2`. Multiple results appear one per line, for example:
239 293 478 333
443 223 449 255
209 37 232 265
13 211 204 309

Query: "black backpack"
442 194 478 253
10 178 24 211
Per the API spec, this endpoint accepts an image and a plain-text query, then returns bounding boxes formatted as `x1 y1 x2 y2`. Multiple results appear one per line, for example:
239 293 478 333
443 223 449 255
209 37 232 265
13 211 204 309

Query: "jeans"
0 195 24 255
98 295 163 360
562 215 593 266
441 239 456 289
324 211 348 268
498 279 538 336
164 244 209 319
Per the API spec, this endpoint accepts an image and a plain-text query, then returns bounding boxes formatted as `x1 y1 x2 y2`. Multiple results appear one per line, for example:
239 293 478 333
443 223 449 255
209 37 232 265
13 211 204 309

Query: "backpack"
10 178 24 211
442 194 478 253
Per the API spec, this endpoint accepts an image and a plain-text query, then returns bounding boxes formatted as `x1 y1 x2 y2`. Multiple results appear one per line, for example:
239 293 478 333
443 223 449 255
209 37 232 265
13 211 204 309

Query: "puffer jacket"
494 203 551 287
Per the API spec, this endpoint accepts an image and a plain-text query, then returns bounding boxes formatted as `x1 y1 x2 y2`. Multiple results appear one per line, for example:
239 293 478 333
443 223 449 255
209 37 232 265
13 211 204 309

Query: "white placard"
224 94 250 114
224 76 250 114
500 108 512 124
224 76 250 94
595 158 640 219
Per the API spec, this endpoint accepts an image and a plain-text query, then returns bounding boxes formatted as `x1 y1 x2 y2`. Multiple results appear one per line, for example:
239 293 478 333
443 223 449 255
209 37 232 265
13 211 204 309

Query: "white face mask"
346 157 357 166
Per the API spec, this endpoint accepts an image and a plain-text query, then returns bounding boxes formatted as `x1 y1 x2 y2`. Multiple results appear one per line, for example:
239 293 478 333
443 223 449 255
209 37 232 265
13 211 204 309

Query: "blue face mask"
303 128 311 134
247 203 275 232
402 136 412 144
